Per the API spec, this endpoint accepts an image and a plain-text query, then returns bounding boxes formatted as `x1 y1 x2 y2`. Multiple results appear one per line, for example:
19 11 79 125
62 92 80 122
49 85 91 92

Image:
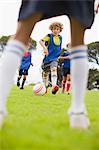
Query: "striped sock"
68 45 88 114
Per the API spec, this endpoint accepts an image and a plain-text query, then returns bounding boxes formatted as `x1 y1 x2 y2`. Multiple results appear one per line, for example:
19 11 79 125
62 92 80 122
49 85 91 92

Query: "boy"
17 50 33 90
0 0 95 129
58 44 71 94
40 22 63 94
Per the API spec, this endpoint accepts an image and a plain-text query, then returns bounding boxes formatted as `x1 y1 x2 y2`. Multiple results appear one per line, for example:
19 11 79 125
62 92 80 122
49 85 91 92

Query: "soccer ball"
33 83 46 95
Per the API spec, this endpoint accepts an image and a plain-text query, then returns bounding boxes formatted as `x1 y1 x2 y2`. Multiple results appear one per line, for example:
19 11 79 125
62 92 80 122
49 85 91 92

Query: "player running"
40 22 63 94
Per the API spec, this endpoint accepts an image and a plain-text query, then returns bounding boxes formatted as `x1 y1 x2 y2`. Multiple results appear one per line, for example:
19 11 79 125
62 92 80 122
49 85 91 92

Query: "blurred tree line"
88 41 99 65
0 36 99 90
87 42 99 89
0 35 37 52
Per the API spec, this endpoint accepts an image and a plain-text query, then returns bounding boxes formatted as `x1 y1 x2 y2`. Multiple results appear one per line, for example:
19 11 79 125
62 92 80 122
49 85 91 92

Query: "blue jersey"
43 34 62 63
20 51 32 70
61 51 70 69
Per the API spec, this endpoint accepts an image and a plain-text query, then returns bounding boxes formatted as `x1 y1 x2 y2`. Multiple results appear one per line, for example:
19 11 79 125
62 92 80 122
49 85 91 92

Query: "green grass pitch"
0 86 99 150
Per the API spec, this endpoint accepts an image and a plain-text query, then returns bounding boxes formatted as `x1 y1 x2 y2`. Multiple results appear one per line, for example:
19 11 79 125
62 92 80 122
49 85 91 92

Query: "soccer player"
40 22 63 94
0 0 95 129
17 50 33 90
58 44 71 94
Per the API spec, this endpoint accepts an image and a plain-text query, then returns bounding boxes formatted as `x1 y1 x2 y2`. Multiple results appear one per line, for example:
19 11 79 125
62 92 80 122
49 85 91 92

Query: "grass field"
0 85 99 150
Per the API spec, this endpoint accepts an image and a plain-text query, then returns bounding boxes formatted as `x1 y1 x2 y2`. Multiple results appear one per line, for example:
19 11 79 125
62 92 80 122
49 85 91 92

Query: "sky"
0 0 99 83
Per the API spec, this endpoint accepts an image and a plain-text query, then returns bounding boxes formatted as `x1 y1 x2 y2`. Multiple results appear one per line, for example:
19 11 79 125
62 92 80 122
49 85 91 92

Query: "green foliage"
87 42 99 89
87 42 99 64
0 35 10 43
30 37 37 48
0 86 99 150
88 41 99 52
88 69 99 90
0 36 37 49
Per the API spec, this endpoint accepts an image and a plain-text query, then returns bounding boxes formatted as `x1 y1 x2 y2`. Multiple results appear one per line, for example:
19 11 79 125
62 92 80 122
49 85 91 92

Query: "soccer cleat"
20 86 24 90
69 113 90 129
52 85 59 95
17 81 20 87
67 92 70 95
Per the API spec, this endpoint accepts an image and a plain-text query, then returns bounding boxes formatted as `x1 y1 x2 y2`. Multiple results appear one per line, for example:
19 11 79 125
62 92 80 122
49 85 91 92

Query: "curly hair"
49 22 63 32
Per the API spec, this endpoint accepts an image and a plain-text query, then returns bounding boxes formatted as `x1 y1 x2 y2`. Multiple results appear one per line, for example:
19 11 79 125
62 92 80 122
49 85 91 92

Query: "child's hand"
58 56 62 60
44 49 48 56
58 56 61 60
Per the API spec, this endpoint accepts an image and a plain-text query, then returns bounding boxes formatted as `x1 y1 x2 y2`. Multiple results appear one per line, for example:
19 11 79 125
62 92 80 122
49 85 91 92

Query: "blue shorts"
18 0 95 29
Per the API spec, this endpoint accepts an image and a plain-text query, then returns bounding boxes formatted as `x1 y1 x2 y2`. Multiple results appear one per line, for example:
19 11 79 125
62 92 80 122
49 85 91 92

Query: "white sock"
51 75 57 87
0 40 26 114
51 67 58 87
69 45 88 114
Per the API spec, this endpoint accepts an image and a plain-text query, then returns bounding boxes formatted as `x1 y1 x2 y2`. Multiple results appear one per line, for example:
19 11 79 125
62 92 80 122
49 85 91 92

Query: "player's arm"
39 40 48 56
30 53 33 66
58 55 70 60
39 35 50 56
63 55 70 59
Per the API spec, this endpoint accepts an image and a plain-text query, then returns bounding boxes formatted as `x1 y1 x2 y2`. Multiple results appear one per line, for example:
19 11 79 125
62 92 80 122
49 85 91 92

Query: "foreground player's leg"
0 40 25 128
68 17 90 129
0 13 43 127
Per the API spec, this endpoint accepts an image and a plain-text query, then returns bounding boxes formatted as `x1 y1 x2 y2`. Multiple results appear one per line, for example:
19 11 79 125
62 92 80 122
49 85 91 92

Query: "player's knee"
43 72 48 77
